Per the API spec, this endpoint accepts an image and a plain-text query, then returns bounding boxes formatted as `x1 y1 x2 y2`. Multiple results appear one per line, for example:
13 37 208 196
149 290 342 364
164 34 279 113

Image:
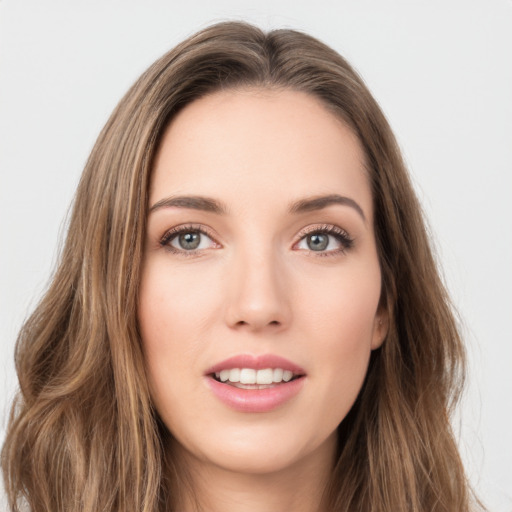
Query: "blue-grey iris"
179 232 201 250
307 233 328 251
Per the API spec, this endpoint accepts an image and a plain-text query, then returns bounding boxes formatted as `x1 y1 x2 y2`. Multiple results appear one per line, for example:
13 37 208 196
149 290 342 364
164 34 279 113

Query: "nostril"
234 319 281 328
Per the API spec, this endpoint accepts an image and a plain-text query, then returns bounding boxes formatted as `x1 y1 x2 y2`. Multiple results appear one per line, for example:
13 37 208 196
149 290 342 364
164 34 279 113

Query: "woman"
2 21 482 511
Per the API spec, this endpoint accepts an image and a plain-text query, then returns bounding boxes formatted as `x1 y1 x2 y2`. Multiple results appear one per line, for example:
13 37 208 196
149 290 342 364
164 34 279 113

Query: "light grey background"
1 1 511 510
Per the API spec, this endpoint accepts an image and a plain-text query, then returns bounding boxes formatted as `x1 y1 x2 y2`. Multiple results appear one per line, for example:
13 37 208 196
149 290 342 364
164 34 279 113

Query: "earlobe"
371 308 389 350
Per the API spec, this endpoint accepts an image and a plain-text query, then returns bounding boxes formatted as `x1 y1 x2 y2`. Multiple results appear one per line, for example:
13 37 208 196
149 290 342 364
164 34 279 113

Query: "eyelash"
159 223 354 257
295 224 354 257
159 224 218 257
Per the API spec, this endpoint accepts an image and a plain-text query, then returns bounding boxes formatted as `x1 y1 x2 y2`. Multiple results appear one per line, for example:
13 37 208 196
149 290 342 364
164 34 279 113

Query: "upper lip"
205 354 306 375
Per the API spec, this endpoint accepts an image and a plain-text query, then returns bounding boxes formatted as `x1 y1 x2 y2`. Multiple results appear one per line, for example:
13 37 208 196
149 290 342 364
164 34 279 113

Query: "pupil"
179 232 200 250
308 233 328 251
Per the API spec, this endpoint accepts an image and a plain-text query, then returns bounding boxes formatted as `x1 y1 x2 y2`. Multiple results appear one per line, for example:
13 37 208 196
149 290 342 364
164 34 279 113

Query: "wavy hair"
2 21 481 511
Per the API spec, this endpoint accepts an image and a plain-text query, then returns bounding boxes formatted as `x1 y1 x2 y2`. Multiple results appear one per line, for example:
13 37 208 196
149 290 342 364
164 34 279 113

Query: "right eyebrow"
149 195 228 215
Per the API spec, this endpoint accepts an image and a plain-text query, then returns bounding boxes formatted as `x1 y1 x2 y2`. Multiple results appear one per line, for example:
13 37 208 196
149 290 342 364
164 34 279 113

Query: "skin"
138 88 388 512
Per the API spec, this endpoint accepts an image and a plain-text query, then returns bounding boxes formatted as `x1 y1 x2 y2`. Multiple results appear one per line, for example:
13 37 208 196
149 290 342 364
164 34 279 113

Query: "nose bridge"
224 237 291 331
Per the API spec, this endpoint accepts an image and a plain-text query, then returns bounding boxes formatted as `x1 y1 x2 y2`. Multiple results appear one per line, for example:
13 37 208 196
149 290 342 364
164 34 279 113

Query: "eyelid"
295 223 350 239
159 223 221 255
293 223 354 256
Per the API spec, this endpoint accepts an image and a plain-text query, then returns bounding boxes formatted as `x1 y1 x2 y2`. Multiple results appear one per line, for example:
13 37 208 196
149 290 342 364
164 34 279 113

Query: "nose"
224 246 292 333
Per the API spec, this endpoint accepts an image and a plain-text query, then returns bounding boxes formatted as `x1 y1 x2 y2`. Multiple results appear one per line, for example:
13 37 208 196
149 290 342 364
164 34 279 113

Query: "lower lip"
206 376 305 413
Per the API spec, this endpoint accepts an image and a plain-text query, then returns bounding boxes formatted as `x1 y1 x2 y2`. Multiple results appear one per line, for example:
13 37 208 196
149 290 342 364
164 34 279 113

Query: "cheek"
294 266 380 420
138 265 195 408
137 260 229 423
138 261 213 351
297 262 381 347
139 257 223 331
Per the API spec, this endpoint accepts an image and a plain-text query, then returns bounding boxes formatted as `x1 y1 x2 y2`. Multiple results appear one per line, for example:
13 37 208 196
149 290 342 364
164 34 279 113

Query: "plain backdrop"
1 1 511 510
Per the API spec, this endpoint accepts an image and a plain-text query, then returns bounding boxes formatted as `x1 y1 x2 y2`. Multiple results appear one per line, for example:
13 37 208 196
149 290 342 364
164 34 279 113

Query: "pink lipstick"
204 354 306 413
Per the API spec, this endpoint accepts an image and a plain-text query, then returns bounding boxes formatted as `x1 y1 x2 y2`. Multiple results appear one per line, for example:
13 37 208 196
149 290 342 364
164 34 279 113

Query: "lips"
205 354 306 412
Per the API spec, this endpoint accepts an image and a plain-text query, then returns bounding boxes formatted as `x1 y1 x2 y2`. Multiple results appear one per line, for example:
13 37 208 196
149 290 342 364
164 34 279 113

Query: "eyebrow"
288 194 366 222
149 195 228 214
149 193 366 222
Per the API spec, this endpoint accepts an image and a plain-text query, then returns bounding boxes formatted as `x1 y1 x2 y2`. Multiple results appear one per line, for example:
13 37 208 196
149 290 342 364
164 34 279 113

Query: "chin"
211 447 301 475
176 423 338 477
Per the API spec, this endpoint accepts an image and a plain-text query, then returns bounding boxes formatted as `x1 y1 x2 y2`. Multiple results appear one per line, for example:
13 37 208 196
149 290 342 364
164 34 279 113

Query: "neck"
168 434 337 512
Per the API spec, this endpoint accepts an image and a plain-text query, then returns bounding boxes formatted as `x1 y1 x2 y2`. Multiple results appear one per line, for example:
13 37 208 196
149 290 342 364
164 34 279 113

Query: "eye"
295 225 354 255
160 225 219 254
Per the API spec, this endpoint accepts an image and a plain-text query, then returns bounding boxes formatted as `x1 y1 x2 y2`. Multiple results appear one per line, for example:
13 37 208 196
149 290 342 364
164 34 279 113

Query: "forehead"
150 88 372 217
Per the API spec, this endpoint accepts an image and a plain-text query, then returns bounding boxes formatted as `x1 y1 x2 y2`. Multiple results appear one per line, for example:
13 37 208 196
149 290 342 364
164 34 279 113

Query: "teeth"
272 368 283 382
256 368 273 384
214 368 298 384
240 368 256 384
228 368 240 383
283 370 293 382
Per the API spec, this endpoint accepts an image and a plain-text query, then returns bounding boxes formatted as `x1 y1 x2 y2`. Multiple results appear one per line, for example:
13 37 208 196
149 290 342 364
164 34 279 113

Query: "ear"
371 305 389 350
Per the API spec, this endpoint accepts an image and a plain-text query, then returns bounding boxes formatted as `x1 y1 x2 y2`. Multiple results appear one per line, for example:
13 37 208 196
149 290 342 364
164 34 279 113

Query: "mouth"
205 355 306 412
210 367 304 389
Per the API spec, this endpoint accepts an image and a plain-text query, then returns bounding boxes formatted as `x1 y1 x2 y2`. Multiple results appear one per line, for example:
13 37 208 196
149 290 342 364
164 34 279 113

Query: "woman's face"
138 89 387 475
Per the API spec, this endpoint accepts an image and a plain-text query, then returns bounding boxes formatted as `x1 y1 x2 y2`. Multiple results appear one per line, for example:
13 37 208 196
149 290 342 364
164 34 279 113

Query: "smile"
205 355 306 412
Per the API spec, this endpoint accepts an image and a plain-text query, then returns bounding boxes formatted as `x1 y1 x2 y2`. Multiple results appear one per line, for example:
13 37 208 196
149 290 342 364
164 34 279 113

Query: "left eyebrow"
288 194 366 223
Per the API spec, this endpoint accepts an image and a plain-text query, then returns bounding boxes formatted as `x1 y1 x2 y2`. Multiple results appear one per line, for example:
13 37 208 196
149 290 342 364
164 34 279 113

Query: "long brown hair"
2 21 482 511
